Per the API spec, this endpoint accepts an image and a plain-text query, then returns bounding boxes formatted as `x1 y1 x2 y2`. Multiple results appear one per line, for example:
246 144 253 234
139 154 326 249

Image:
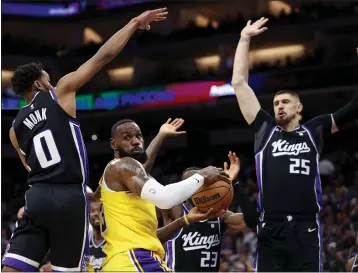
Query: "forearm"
95 19 139 64
157 216 187 244
143 133 166 173
332 93 358 131
140 174 204 209
231 36 260 124
232 36 251 86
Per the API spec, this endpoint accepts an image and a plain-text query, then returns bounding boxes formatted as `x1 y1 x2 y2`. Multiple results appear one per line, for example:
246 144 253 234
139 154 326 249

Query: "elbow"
231 76 246 89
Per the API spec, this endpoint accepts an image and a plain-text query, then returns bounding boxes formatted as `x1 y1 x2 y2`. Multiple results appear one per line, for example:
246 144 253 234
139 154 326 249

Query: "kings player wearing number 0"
231 17 358 271
2 8 169 272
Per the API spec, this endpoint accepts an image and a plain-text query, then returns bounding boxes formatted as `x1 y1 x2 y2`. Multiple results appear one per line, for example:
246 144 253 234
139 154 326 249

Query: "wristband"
183 214 190 225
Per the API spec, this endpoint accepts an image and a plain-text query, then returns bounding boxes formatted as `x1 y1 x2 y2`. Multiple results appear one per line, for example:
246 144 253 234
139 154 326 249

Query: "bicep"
55 57 105 96
233 82 261 125
124 175 150 196
113 158 151 196
304 115 333 143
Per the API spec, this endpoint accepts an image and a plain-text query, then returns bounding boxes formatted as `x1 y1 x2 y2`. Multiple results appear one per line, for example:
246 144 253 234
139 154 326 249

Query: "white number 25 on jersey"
289 158 310 175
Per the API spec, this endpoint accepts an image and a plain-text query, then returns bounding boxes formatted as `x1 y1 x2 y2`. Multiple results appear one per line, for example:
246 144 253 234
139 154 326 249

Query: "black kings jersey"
252 109 332 219
351 254 358 272
12 90 89 186
89 231 106 272
164 204 223 272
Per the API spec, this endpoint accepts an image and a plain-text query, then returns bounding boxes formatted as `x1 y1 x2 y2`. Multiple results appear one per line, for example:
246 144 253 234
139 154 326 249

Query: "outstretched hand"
134 8 168 31
241 17 269 38
159 118 186 137
187 207 226 223
224 151 240 181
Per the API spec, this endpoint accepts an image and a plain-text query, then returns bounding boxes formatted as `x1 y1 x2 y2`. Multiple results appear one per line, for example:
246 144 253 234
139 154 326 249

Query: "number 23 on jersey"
200 251 218 268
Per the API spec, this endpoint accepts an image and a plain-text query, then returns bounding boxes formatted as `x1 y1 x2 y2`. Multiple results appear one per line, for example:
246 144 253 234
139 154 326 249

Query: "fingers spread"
257 27 268 34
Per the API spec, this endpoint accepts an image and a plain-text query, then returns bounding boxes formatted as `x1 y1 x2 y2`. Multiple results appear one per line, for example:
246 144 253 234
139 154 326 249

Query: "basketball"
191 181 234 213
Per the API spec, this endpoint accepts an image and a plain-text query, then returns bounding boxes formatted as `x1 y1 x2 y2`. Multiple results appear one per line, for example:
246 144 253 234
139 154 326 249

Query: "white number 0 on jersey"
33 129 61 168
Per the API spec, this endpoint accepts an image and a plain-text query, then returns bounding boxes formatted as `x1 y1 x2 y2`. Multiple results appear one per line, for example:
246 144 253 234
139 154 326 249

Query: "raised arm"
331 92 358 133
107 157 230 210
143 118 185 173
55 8 167 97
231 18 268 125
9 127 30 172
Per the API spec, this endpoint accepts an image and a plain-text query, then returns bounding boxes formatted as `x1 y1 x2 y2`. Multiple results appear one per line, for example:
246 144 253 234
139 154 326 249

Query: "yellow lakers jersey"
99 160 165 260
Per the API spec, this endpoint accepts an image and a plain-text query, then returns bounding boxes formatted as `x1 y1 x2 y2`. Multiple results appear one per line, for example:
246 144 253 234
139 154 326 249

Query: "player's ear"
297 102 303 115
34 80 42 91
110 138 117 150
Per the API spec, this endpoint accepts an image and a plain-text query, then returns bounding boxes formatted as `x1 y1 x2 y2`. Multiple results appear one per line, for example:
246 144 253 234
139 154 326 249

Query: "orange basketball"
191 181 234 213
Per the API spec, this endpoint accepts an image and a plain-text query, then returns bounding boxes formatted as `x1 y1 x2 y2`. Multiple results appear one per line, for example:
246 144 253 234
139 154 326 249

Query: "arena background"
1 0 358 271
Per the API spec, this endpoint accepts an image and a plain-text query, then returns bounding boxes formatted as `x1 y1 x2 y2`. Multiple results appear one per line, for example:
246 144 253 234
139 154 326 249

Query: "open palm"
159 118 186 137
224 151 240 181
187 207 226 223
134 8 168 30
241 17 269 38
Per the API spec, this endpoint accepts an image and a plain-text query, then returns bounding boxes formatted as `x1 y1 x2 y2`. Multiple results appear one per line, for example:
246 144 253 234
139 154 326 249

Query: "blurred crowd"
3 2 358 89
3 2 358 57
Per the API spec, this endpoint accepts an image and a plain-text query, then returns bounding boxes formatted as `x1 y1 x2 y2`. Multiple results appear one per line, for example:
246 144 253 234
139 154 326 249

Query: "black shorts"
253 216 322 272
2 184 90 272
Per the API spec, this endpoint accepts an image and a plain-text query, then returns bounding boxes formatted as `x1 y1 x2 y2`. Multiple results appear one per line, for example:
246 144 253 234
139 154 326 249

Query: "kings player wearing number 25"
2 8 169 272
231 17 358 271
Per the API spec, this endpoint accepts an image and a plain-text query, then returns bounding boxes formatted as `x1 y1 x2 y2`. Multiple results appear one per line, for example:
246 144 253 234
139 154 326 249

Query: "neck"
93 228 103 243
114 151 119 159
24 91 36 104
280 117 300 132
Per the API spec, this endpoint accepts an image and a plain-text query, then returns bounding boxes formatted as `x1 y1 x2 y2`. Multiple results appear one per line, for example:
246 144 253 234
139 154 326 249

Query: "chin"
275 118 287 125
131 152 148 164
93 224 101 231
276 116 293 126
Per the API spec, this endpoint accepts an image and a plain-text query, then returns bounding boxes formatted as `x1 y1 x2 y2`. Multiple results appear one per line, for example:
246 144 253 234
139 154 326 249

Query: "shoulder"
304 114 332 127
106 157 146 176
303 114 332 134
251 108 275 131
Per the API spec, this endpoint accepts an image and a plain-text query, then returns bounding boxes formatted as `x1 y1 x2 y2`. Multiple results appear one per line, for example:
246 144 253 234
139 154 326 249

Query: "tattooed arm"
103 157 230 209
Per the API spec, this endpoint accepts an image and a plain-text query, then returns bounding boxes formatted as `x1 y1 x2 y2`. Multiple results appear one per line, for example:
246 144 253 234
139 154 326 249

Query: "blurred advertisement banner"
2 1 81 17
2 81 224 111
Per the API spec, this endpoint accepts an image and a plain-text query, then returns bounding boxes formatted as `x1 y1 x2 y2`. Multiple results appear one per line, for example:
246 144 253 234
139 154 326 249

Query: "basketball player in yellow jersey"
98 119 230 271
